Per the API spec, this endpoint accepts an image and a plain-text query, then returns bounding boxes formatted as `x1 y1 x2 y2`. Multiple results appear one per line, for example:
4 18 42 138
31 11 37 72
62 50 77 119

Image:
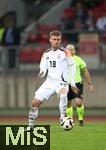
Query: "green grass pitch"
50 122 106 150
1 120 106 150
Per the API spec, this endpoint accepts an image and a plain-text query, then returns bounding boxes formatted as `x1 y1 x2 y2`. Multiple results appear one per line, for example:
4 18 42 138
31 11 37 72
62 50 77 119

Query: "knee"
60 93 67 99
67 101 72 107
59 88 67 95
76 101 82 107
77 104 82 107
76 98 83 107
32 99 42 107
59 94 67 108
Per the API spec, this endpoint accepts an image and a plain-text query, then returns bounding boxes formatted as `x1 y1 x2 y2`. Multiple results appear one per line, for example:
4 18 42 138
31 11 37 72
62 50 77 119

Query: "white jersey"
39 47 76 86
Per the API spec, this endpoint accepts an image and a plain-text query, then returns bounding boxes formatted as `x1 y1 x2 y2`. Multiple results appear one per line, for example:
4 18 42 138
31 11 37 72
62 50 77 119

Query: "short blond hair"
49 30 62 37
66 44 75 51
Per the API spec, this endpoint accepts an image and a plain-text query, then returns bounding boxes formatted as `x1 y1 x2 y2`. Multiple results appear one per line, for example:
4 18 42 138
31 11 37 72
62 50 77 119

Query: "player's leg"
66 100 73 118
76 98 84 126
58 84 68 125
66 85 74 119
28 98 42 129
28 80 55 129
75 83 84 126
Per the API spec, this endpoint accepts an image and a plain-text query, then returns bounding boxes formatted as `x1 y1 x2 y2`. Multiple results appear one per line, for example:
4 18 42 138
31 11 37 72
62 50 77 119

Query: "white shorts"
34 78 68 102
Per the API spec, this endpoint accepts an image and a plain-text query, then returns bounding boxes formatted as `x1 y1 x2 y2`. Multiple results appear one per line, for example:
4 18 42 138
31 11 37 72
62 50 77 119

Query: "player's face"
66 47 76 55
49 35 61 49
71 49 76 55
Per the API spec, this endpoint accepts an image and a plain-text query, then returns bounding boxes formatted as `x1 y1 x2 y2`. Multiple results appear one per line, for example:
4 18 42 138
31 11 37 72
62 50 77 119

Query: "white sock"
28 106 38 127
59 94 67 122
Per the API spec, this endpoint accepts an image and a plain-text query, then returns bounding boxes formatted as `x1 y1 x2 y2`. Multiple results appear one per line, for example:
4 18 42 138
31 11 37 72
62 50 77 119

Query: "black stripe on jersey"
59 46 65 51
44 46 65 53
44 48 51 53
61 73 67 82
69 64 74 66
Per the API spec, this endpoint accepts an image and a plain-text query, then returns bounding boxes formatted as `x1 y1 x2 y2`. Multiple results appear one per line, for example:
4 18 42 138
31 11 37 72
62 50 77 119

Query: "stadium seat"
93 7 104 19
50 24 61 30
37 24 50 32
37 33 48 45
19 48 33 63
27 34 37 43
31 51 42 62
19 47 45 63
63 7 75 18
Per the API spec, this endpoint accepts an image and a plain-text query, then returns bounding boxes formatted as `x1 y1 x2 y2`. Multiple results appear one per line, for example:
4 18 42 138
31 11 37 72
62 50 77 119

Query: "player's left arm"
65 50 79 93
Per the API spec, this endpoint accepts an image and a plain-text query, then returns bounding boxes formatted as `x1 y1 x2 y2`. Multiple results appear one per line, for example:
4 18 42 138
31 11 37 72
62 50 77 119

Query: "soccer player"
28 30 79 129
66 44 94 126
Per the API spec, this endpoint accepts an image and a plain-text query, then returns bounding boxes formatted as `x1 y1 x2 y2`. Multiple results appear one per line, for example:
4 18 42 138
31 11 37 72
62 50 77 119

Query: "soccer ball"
61 117 75 130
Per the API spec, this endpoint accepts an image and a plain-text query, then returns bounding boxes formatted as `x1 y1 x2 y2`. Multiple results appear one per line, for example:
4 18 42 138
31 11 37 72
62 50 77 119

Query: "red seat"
19 48 45 63
19 48 32 63
37 33 48 44
37 24 50 32
27 34 37 43
50 24 61 30
31 49 44 62
93 11 103 19
64 7 75 18
93 7 104 19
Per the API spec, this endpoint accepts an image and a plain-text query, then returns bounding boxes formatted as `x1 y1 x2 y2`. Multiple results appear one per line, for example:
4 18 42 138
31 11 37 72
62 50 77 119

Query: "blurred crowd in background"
0 0 106 69
60 0 106 42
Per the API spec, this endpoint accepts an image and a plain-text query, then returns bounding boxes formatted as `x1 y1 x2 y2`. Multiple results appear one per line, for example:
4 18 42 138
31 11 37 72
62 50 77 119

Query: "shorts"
67 83 83 101
34 77 68 102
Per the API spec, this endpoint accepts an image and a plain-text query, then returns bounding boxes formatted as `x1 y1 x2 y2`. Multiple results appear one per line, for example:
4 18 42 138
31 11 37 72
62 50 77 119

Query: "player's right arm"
38 53 48 78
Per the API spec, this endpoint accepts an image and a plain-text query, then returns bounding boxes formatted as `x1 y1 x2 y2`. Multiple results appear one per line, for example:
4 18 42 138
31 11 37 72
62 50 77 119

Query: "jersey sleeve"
79 57 86 69
68 57 76 86
64 49 72 57
39 53 48 77
64 50 76 87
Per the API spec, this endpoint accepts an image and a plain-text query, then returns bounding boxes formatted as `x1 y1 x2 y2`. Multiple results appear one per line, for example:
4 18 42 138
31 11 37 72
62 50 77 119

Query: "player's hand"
88 84 94 92
71 86 79 94
37 72 44 78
